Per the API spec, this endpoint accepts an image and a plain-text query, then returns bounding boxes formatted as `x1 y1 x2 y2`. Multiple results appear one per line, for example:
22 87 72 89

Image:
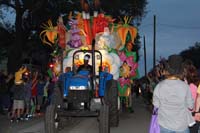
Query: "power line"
158 23 200 30
141 23 200 30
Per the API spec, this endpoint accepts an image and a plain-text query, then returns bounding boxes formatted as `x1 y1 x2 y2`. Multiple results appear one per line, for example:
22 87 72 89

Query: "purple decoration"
68 19 83 48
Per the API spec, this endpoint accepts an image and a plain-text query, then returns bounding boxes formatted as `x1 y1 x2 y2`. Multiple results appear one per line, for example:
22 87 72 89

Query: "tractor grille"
67 90 90 103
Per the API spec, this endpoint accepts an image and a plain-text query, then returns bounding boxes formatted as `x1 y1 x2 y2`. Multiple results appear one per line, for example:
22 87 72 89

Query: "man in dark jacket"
77 54 93 74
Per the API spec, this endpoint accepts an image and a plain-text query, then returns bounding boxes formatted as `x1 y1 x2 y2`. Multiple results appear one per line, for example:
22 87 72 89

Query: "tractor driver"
77 54 93 76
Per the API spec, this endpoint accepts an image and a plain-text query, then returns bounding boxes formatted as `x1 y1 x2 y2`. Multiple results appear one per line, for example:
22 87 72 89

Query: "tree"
180 42 200 69
0 27 13 63
76 0 147 25
0 0 64 74
0 0 148 74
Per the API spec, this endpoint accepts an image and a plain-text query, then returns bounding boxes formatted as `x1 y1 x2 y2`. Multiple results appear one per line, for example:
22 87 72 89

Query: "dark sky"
138 0 200 76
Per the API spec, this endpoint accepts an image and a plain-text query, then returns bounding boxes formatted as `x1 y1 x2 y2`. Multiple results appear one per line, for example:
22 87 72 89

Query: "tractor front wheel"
105 80 119 127
99 104 110 133
45 104 59 133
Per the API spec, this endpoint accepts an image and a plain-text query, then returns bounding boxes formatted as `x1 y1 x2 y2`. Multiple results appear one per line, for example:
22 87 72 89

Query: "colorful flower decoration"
117 16 137 46
119 51 138 78
92 14 114 36
117 47 139 97
40 20 58 46
118 78 131 87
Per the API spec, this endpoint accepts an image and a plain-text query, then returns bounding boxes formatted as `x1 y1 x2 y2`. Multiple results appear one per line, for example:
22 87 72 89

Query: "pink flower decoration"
130 62 138 76
118 77 131 87
119 51 139 78
118 51 127 62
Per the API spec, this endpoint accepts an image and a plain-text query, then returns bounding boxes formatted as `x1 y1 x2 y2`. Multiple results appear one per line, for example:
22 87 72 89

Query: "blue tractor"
44 40 119 133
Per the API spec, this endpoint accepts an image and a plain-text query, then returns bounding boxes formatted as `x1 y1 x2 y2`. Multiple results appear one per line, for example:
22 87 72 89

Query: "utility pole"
153 15 156 68
143 36 147 76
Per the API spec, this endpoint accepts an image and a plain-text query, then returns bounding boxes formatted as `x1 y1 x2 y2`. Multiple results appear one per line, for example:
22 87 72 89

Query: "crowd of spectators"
133 57 200 115
0 65 55 123
134 55 200 133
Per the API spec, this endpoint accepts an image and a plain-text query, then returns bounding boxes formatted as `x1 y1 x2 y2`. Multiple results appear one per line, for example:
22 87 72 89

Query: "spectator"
14 65 27 85
186 65 200 133
0 70 7 115
10 83 25 122
181 59 194 83
10 66 28 122
153 55 195 132
36 75 45 115
6 74 14 114
30 71 38 117
182 62 200 132
194 83 200 132
23 76 32 120
43 76 50 109
133 79 140 98
185 65 199 101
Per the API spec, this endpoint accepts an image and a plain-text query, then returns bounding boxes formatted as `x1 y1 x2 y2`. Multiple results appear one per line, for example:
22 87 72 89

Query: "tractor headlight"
69 86 76 90
69 86 87 90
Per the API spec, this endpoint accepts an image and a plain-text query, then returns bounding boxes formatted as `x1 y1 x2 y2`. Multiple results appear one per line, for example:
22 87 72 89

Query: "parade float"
40 11 139 111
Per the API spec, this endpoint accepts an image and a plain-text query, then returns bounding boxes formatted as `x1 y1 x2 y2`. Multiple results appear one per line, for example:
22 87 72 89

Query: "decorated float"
40 11 139 111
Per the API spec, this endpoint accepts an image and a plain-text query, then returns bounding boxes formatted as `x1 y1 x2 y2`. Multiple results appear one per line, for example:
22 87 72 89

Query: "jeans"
160 125 189 133
189 121 200 133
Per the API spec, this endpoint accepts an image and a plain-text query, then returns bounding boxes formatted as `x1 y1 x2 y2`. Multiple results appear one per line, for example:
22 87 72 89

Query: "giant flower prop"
40 20 58 46
118 49 139 96
119 51 138 78
92 13 114 36
117 16 137 47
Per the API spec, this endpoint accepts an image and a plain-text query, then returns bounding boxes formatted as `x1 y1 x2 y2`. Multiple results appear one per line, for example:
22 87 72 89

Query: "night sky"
138 0 200 76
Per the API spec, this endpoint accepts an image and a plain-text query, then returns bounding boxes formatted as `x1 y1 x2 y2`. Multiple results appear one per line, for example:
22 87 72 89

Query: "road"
0 96 152 133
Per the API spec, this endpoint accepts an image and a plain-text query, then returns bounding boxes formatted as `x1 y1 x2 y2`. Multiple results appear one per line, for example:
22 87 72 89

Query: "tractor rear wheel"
51 83 63 107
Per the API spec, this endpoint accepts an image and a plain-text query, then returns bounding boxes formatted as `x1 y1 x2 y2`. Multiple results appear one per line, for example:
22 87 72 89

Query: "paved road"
0 97 151 133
